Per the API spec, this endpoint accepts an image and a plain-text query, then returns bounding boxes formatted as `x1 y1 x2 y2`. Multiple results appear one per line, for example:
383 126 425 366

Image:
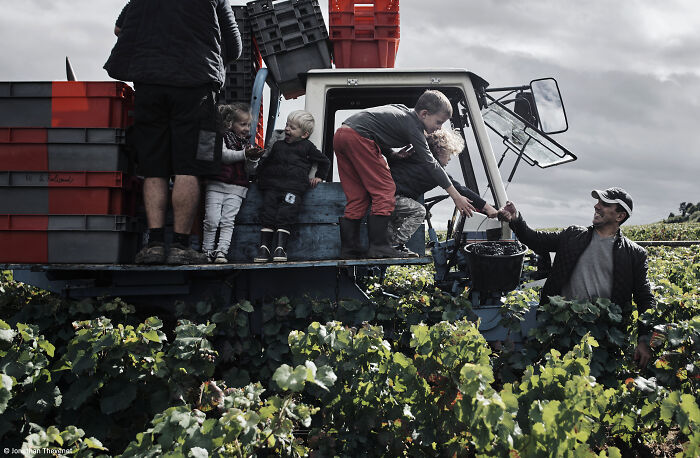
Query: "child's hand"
309 177 322 188
245 145 264 160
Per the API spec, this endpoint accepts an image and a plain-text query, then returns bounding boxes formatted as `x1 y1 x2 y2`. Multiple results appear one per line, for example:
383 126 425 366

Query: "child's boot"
339 217 363 258
272 229 289 262
253 228 274 263
366 215 407 258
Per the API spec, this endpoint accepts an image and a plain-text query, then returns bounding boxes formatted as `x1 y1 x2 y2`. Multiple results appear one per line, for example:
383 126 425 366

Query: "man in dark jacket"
498 187 655 367
104 0 242 265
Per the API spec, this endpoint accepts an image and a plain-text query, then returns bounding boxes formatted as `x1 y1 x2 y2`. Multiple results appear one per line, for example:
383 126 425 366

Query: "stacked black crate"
220 5 261 105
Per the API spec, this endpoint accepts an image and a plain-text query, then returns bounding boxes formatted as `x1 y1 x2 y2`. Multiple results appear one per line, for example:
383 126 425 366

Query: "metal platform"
0 256 431 272
3 256 433 307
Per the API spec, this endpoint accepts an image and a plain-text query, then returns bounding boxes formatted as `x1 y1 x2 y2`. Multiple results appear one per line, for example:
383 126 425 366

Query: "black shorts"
130 83 222 177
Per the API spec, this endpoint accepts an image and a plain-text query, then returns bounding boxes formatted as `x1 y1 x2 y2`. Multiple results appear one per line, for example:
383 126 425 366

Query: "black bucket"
463 241 527 293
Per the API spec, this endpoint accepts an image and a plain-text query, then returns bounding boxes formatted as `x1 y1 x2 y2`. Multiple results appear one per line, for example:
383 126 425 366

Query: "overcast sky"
1 0 697 228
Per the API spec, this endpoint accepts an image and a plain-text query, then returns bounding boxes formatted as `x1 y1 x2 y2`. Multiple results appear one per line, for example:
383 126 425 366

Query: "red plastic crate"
330 0 399 13
0 128 48 170
329 0 399 68
332 39 399 68
0 172 141 215
0 215 140 263
52 82 134 128
0 215 48 262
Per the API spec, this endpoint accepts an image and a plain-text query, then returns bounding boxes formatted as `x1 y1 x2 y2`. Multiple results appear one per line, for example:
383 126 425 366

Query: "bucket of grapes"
463 241 527 292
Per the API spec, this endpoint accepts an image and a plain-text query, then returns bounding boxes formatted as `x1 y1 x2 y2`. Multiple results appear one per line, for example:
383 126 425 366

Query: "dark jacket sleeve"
115 2 130 28
509 213 565 253
632 249 656 337
217 0 242 63
308 144 331 180
448 174 486 210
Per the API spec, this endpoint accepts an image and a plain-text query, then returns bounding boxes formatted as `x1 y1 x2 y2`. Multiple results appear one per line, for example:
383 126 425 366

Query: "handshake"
244 145 265 160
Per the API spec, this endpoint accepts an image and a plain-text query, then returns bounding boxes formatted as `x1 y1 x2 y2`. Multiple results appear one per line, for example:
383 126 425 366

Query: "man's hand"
245 145 264 161
452 194 476 217
634 341 652 368
309 177 322 188
497 201 518 222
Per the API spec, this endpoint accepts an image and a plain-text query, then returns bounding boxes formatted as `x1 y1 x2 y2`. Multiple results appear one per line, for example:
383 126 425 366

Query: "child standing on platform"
202 103 262 263
253 110 330 262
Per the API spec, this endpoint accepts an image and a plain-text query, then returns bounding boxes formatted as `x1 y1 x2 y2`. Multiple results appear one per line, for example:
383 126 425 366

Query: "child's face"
231 112 252 137
436 150 452 167
419 110 451 134
284 121 309 143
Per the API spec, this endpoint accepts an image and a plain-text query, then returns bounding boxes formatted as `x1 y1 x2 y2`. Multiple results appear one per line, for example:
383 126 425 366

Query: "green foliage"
624 222 700 241
22 424 107 458
120 381 321 457
513 335 614 456
530 297 629 386
0 221 698 456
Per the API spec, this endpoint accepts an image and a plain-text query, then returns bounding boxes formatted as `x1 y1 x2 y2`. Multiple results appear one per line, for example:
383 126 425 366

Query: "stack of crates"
247 0 332 99
329 0 400 68
0 81 142 264
220 5 263 105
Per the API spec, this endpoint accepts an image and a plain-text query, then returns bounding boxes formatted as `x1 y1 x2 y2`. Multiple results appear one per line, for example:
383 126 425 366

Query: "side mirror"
530 78 568 134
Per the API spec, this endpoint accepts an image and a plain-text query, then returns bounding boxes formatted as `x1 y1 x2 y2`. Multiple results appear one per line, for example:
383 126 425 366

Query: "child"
333 89 476 259
202 103 262 263
387 128 499 256
253 110 330 262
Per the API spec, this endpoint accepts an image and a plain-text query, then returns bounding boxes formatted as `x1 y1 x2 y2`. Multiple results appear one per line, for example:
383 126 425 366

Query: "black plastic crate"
247 0 328 56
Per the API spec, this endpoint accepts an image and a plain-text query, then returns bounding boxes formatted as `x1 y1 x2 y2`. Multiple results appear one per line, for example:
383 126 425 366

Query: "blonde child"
202 103 262 263
253 110 330 262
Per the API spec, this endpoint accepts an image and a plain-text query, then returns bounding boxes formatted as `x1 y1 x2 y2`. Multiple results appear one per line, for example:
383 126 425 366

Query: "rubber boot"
272 229 289 262
366 214 407 258
253 229 274 263
339 217 363 259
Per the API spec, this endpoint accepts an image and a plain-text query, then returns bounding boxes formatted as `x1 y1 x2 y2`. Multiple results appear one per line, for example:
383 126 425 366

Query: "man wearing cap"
498 187 655 367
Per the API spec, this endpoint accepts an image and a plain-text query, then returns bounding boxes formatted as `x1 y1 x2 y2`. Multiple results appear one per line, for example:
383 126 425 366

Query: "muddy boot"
253 229 274 263
272 229 289 262
366 215 407 258
339 217 363 259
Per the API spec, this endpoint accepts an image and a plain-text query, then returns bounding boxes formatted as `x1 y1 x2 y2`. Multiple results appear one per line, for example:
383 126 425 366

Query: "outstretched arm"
499 201 563 253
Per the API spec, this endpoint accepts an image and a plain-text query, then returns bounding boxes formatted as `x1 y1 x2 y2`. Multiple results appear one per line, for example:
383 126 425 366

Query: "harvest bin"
0 81 134 128
247 0 332 98
329 0 400 68
0 214 140 263
0 127 129 171
0 171 140 215
463 241 527 293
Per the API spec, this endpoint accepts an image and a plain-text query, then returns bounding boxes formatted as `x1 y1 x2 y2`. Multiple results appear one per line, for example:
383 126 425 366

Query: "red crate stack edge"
329 0 400 68
0 81 141 263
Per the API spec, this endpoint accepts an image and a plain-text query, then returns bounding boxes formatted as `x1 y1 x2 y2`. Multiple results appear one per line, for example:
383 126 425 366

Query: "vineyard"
0 223 699 457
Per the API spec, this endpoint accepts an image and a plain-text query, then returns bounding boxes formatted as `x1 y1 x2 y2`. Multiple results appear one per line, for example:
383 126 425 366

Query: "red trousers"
333 125 395 219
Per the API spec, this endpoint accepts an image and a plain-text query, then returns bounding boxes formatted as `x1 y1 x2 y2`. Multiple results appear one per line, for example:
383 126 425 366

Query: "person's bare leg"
135 177 168 264
172 175 201 234
143 177 168 228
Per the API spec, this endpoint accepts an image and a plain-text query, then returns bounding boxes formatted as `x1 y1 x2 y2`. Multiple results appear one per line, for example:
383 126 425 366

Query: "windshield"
482 101 576 168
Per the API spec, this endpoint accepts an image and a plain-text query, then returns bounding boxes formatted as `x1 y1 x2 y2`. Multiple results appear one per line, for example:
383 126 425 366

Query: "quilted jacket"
104 0 241 89
510 213 656 336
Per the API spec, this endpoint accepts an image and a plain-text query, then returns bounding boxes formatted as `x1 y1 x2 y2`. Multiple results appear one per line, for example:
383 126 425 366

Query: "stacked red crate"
0 81 141 263
329 0 400 68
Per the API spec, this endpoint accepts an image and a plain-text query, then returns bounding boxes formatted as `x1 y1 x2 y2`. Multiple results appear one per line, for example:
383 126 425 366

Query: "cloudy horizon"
1 0 697 229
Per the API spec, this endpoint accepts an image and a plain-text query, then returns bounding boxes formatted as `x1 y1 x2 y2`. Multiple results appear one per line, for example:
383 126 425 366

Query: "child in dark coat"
253 110 330 262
